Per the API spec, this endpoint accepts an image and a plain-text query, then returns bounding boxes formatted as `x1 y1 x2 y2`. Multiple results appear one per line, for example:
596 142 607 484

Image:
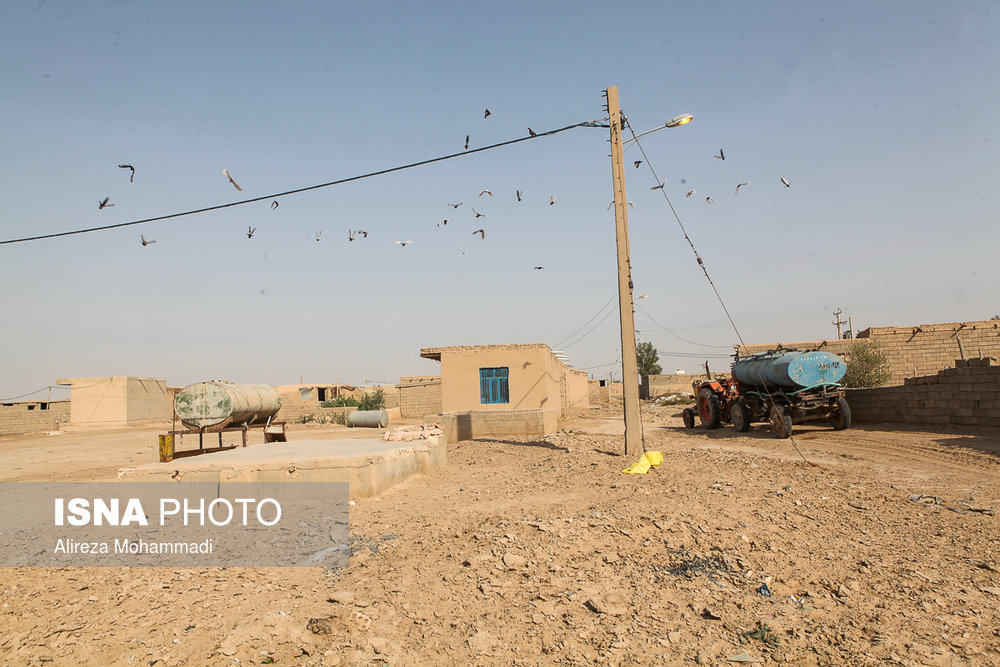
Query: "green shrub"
842 340 892 388
321 396 359 407
357 388 385 411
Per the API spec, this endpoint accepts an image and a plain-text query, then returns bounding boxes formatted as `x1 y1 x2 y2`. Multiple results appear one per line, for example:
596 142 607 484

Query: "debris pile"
383 423 442 442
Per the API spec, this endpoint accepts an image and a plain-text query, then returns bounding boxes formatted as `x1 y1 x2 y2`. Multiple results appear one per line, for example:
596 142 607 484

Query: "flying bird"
315 231 322 241
650 179 667 191
533 266 544 270
140 234 155 246
634 160 642 169
270 200 279 209
118 164 135 183
528 128 537 137
473 229 485 239
464 135 470 150
472 208 485 218
780 177 791 188
348 229 358 242
714 149 725 160
98 197 114 209
484 108 491 119
735 181 750 194
247 226 256 239
478 189 493 197
705 196 715 204
222 169 242 191
438 219 451 227
460 247 469 255
395 240 412 247
516 190 522 202
359 230 368 237
549 195 556 205
447 202 462 209
685 190 696 198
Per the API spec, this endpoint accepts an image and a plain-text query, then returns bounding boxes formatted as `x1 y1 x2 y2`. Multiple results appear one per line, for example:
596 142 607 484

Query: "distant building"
56 377 170 426
420 343 589 438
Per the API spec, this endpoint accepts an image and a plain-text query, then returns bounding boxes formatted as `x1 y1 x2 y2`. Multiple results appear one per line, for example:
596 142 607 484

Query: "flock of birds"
641 147 792 205
96 109 792 259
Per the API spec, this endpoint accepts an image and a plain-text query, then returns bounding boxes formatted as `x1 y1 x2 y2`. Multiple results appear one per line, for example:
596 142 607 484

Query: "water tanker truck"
681 350 851 437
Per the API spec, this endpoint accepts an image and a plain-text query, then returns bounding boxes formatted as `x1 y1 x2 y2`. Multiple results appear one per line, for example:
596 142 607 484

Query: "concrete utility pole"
606 86 642 458
832 309 844 340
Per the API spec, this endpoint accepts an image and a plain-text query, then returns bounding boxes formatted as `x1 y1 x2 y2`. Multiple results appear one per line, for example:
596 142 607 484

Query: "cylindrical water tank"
173 382 281 429
347 410 389 428
732 351 846 390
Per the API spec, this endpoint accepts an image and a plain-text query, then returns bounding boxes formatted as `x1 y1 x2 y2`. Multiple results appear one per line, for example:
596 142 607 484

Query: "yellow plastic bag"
622 451 663 474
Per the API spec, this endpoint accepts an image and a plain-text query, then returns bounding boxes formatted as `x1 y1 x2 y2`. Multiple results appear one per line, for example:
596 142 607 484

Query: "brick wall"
397 377 442 418
0 401 70 436
739 320 1000 387
641 374 711 399
438 409 554 444
847 358 1000 428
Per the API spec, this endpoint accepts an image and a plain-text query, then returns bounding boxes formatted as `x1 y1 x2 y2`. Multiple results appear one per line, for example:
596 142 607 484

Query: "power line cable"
561 301 619 350
551 294 617 349
0 120 606 246
625 117 817 467
635 302 734 348
0 385 69 402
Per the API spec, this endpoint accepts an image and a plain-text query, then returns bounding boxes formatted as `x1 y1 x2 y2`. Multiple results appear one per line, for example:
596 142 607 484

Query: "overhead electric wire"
0 385 68 401
635 302 734 349
561 302 619 350
551 294 618 349
625 117 816 466
0 120 606 246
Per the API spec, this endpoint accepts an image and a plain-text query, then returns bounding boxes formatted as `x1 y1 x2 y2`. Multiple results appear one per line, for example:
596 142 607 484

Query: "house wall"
846 358 1000 428
126 377 171 421
738 320 1000 387
438 346 562 419
587 380 607 405
57 377 170 425
397 376 443 418
565 368 591 410
0 401 70 436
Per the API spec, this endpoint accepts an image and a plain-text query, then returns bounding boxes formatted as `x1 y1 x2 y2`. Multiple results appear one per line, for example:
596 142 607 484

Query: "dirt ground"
2 403 999 666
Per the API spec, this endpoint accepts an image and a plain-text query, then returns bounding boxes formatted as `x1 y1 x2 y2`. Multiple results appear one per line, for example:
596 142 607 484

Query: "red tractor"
681 349 851 438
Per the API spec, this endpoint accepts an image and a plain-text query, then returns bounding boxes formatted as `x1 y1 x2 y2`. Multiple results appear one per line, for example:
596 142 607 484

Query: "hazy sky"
2 1 998 400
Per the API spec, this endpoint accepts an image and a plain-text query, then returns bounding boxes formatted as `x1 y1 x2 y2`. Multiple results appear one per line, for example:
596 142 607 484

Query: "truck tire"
697 388 722 430
829 396 851 430
682 408 696 429
769 403 793 439
731 401 751 433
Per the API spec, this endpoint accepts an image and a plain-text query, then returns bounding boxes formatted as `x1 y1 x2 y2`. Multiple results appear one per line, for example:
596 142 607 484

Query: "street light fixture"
606 86 692 457
623 114 694 149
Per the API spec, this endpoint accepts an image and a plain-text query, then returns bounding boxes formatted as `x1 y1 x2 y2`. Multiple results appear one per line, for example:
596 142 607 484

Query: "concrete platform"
117 436 445 498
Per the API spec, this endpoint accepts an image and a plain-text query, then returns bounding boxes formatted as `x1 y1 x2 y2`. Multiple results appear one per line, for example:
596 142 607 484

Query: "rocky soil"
2 403 999 665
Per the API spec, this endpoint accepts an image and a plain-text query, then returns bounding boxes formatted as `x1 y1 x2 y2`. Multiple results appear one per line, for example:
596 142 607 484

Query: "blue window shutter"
480 367 509 404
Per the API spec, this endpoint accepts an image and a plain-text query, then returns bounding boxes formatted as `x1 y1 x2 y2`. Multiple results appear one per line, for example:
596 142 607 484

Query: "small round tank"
173 382 281 429
347 410 389 428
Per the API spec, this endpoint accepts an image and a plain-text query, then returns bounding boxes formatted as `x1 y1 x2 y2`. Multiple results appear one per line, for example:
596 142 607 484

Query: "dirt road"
2 405 999 665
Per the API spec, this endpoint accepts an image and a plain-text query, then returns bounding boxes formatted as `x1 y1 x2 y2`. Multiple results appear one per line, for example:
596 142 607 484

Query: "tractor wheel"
697 388 722 430
828 396 852 430
731 401 751 433
682 408 696 429
769 403 793 439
